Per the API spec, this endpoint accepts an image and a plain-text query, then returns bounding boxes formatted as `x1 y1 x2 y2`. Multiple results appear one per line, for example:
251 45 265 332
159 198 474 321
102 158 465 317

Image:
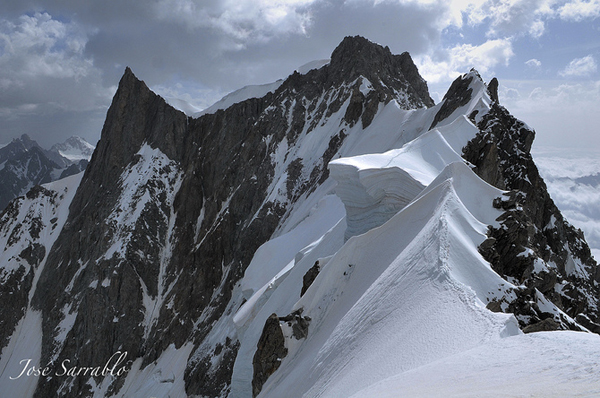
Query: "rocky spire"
462 96 599 333
327 35 434 108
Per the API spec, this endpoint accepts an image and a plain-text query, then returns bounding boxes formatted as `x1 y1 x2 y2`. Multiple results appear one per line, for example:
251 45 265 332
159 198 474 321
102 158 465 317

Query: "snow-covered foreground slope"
352 331 600 398
259 163 521 398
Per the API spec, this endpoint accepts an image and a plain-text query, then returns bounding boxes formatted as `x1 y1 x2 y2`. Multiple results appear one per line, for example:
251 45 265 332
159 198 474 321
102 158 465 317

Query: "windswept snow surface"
350 331 600 398
296 59 330 75
194 80 284 117
259 165 520 398
99 343 194 398
330 115 481 239
232 71 600 398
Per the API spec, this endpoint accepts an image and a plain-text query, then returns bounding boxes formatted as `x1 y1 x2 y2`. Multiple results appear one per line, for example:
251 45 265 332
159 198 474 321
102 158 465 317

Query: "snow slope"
296 59 330 74
194 80 284 117
351 331 600 398
229 72 485 398
259 163 519 398
229 69 600 398
0 173 83 397
330 115 481 239
163 96 202 116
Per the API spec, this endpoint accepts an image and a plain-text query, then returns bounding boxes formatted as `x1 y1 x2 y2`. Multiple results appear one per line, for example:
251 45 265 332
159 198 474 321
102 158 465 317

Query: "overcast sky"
0 0 599 148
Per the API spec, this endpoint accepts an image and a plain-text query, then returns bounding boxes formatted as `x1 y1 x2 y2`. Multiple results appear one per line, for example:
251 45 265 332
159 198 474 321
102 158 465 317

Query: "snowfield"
351 331 600 398
229 71 600 398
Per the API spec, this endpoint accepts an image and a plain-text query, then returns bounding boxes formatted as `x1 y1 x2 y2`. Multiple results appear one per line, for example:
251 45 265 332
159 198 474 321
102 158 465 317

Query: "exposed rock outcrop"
252 314 288 398
252 308 311 397
301 260 321 296
462 97 599 331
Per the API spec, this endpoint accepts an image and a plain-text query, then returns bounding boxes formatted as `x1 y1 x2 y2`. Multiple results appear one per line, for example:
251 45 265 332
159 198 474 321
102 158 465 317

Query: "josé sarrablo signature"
9 351 129 380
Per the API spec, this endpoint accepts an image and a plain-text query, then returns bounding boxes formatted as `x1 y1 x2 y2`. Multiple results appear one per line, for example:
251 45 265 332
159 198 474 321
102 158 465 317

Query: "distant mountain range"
0 134 94 210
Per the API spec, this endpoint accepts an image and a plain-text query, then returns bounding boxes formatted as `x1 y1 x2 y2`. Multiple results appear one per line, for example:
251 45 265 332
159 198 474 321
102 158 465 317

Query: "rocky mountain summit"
0 135 94 211
0 36 599 397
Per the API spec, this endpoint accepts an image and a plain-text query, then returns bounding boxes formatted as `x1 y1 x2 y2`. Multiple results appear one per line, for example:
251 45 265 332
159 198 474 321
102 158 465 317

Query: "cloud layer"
534 149 600 261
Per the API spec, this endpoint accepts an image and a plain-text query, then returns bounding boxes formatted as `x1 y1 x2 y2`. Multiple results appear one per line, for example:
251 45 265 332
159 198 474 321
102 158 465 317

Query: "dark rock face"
59 159 88 179
462 99 599 331
301 260 321 296
0 144 60 210
523 318 560 333
328 36 434 112
252 309 311 397
487 77 499 103
279 308 311 340
252 314 288 398
430 72 475 129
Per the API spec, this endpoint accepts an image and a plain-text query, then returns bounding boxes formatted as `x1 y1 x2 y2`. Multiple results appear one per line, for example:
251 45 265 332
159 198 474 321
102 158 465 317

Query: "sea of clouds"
533 147 600 262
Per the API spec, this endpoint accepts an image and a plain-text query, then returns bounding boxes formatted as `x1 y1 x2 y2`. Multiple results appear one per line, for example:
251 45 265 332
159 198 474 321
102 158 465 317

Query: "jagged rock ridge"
0 36 597 398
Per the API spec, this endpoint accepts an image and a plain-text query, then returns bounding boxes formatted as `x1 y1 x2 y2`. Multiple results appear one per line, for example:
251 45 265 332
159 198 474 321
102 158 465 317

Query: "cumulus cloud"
505 80 600 116
153 0 315 44
466 0 555 38
560 55 598 77
0 11 113 146
500 79 600 149
558 0 600 21
416 38 514 83
0 12 94 81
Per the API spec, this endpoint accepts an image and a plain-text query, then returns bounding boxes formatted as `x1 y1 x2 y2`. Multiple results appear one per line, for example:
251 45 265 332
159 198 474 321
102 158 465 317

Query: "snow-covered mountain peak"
49 136 95 162
1 36 600 398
